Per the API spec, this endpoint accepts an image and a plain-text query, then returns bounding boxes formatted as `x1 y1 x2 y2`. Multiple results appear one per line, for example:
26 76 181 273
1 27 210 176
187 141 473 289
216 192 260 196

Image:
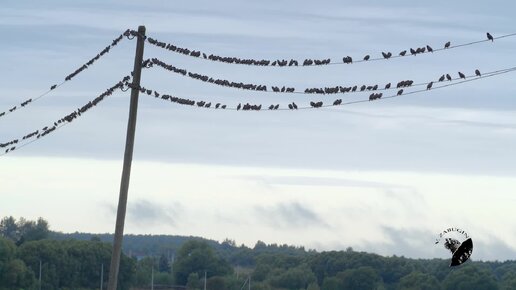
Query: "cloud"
254 202 328 229
359 226 516 261
127 199 182 227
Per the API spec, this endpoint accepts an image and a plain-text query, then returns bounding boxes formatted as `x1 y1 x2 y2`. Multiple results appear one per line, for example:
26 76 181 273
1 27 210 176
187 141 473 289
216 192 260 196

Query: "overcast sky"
1 0 516 261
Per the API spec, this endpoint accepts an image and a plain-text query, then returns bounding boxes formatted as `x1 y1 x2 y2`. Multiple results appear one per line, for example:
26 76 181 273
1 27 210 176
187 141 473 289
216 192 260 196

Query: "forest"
1 216 515 290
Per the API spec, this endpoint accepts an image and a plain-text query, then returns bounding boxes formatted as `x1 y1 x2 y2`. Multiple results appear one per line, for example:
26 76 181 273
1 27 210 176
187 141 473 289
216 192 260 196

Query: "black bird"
292 102 298 109
288 104 293 110
475 69 481 77
446 74 452 81
363 55 370 61
426 82 433 90
50 84 57 90
397 89 403 96
487 32 494 42
426 45 433 53
385 83 391 89
215 103 220 109
382 52 391 59
269 104 274 110
274 104 279 110
221 105 227 109
333 99 342 105
360 85 366 91
444 41 451 49
439 75 445 82
458 72 466 79
237 103 241 110
399 50 407 56
410 48 417 55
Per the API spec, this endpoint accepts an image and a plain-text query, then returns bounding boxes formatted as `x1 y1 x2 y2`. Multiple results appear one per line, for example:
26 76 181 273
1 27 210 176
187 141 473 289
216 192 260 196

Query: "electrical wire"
0 76 130 157
0 29 132 120
132 30 516 67
138 66 516 111
145 57 511 96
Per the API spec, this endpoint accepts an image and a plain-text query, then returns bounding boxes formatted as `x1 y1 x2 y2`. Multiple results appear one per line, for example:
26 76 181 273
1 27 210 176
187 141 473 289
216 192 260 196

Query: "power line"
0 29 132 120
0 77 130 157
145 57 509 96
133 66 516 111
133 30 516 67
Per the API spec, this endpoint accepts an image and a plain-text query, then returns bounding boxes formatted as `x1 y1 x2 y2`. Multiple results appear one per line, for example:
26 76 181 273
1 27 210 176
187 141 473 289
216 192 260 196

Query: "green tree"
0 217 19 242
399 271 442 290
443 264 499 290
337 266 381 290
186 272 201 290
173 240 232 285
269 263 317 290
321 276 340 290
159 253 171 272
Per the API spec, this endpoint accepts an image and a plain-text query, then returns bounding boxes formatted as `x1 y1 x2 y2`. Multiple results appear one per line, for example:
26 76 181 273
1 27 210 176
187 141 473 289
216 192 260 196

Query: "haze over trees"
1 216 515 290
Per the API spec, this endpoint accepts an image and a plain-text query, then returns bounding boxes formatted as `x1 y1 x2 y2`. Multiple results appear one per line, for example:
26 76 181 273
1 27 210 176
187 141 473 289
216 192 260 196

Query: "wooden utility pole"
107 25 146 290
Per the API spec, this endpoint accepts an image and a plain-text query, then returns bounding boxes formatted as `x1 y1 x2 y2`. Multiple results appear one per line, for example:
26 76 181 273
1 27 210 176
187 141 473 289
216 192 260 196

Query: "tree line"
1 216 516 290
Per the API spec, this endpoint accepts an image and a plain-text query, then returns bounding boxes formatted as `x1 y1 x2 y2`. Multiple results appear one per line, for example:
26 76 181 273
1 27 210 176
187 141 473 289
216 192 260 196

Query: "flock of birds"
141 29 497 66
148 57 484 98
1 78 129 154
0 30 502 154
0 29 129 121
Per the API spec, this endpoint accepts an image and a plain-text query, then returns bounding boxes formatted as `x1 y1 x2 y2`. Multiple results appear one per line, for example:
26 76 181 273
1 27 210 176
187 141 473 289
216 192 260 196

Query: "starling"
363 55 370 61
475 69 481 77
50 84 57 90
288 104 293 110
237 103 241 110
444 41 451 49
487 32 494 42
439 75 445 82
274 104 279 110
426 82 433 90
397 89 403 96
385 83 391 89
215 103 220 109
410 48 417 55
426 45 433 53
221 105 227 109
292 102 298 109
458 72 466 79
446 74 452 81
399 50 407 56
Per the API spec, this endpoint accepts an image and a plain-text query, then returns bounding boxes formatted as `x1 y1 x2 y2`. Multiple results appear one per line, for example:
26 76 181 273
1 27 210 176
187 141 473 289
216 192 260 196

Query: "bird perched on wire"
487 32 494 41
458 72 466 79
385 83 391 89
426 82 433 90
292 102 298 109
444 41 451 49
475 69 481 77
446 74 452 81
50 84 57 90
426 45 433 53
397 89 403 96
382 52 392 59
399 50 407 56
237 103 241 110
439 75 445 82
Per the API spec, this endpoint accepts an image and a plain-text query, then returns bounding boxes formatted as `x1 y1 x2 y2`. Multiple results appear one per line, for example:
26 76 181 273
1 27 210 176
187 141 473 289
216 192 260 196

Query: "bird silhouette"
458 72 466 79
215 103 220 109
268 104 274 110
399 50 407 56
237 103 241 110
288 104 293 110
439 75 445 82
50 85 57 90
426 45 433 53
487 32 494 42
410 48 417 55
274 104 279 110
426 82 433 90
385 83 391 89
292 102 298 109
363 55 370 61
475 69 481 77
446 74 452 81
444 41 451 49
397 89 403 96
